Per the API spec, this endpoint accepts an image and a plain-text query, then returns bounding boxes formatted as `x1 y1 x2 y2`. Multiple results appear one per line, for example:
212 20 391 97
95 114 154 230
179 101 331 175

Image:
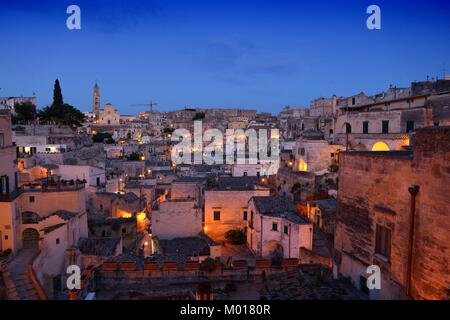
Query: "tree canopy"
12 101 37 124
92 132 115 144
38 79 85 126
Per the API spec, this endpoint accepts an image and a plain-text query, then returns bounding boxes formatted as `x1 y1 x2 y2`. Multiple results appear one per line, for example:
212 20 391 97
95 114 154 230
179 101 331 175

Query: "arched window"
371 141 390 151
21 211 41 224
345 123 352 133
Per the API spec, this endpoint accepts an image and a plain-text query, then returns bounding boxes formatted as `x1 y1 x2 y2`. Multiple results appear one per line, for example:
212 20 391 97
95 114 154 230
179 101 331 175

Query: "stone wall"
334 126 450 300
152 200 202 240
204 189 270 241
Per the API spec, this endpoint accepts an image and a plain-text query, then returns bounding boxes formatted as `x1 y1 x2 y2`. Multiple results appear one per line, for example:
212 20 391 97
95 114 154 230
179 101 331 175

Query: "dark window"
284 225 289 234
213 211 221 221
56 238 60 245
100 204 103 210
406 121 414 133
382 121 389 134
363 121 369 134
434 122 439 127
329 129 334 135
256 171 260 177
96 177 100 186
345 123 352 133
375 224 391 259
0 175 8 194
243 172 248 176
272 222 278 231
243 210 248 221
102 230 106 237
300 148 305 156
122 228 127 234
29 196 35 203
352 97 356 105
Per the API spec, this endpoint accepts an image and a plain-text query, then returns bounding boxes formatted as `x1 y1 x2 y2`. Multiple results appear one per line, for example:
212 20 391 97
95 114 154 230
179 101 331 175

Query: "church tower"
92 82 100 119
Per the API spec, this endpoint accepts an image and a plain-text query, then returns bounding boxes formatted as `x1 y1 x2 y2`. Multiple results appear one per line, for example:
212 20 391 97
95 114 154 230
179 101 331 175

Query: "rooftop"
312 198 337 213
78 237 121 256
252 195 310 224
41 223 66 234
173 176 208 184
345 150 413 159
207 176 268 191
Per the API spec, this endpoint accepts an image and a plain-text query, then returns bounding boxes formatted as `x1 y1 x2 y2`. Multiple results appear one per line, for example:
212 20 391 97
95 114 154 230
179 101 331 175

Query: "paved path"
2 249 40 300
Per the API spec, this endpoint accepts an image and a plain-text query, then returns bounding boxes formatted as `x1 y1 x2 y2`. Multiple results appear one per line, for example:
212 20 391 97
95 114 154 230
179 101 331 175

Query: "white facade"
54 165 106 187
246 197 313 259
98 103 120 125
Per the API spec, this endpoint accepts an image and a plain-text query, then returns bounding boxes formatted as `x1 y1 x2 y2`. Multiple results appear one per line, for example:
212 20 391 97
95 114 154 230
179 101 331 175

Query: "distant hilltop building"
0 94 36 112
98 103 120 125
90 82 120 125
92 82 100 119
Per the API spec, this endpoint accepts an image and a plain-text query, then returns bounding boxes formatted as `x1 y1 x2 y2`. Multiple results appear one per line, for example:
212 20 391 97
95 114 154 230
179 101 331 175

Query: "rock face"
334 126 450 300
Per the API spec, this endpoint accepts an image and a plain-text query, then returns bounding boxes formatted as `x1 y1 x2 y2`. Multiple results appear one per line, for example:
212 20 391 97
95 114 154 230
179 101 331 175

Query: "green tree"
52 79 64 107
225 229 246 244
38 79 85 126
126 152 141 161
12 102 37 123
92 132 114 144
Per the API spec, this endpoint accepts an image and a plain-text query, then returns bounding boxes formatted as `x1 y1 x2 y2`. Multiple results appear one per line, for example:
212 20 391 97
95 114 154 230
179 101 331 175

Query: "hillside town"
0 77 449 300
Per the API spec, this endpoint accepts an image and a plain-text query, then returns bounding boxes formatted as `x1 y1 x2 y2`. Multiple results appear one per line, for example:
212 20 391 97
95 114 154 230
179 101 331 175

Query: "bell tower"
92 82 100 118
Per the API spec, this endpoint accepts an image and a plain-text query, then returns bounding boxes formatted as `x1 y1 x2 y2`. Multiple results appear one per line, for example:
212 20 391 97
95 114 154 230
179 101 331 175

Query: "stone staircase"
2 249 40 300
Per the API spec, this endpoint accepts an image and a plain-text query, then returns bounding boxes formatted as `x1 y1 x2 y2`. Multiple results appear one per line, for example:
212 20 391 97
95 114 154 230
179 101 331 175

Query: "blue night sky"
0 0 449 114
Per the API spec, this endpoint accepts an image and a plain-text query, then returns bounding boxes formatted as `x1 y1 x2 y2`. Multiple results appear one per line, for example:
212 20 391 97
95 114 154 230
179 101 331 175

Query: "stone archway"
22 228 40 250
342 123 352 134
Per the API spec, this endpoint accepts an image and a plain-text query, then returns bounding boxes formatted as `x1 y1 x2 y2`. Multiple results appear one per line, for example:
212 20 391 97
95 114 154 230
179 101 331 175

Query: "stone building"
334 126 450 300
90 192 140 218
1 111 89 297
306 198 337 237
92 82 100 119
294 135 343 173
151 200 202 240
246 196 313 259
170 176 207 208
98 103 120 125
204 176 270 241
334 81 450 151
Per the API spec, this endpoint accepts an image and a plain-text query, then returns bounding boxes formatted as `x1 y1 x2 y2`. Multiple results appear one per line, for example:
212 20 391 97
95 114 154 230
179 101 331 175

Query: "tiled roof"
51 210 78 220
41 223 66 234
78 237 121 256
252 196 310 224
312 198 337 213
207 176 267 191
